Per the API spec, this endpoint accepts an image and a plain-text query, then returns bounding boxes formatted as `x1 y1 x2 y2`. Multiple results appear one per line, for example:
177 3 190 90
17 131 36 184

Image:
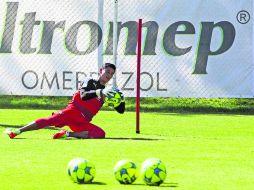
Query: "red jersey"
68 77 105 121
69 90 103 121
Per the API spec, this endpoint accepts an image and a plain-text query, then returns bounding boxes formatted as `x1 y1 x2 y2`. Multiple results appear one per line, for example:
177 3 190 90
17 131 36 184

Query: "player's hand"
102 87 115 97
96 87 115 97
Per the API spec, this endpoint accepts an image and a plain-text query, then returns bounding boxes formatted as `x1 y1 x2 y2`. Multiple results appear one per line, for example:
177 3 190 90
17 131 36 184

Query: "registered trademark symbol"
237 10 250 24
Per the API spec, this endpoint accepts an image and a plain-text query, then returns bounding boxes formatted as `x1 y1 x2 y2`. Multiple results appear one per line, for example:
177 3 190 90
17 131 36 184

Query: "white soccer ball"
141 158 167 186
67 158 96 184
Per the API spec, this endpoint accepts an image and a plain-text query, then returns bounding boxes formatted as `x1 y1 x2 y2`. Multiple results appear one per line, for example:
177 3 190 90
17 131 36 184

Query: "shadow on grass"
9 137 27 139
0 124 59 130
131 182 178 187
52 137 163 141
162 182 178 187
79 181 107 185
1 124 163 141
157 111 254 116
105 137 162 141
79 182 177 187
0 124 22 128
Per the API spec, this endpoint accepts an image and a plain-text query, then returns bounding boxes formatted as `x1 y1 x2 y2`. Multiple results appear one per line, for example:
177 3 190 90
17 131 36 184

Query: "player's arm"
80 88 97 100
80 79 100 100
80 79 114 100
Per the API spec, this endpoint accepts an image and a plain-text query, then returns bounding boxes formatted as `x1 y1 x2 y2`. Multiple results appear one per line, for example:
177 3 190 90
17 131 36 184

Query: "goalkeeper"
5 63 125 139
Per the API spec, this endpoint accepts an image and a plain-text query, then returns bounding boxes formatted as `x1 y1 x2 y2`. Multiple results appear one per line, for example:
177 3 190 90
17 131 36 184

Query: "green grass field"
0 109 254 190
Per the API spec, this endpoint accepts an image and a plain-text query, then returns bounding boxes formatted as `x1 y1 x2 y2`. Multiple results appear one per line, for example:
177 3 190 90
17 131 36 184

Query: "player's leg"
53 130 88 139
4 111 65 138
68 131 89 139
4 121 39 138
69 123 105 139
53 123 105 139
20 121 39 132
87 124 106 138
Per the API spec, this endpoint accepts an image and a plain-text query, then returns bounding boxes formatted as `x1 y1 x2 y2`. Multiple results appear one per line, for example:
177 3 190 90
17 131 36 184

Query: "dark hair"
105 63 116 71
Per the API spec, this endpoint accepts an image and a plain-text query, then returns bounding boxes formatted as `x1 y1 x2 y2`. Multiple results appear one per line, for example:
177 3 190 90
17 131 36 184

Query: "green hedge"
1 95 254 114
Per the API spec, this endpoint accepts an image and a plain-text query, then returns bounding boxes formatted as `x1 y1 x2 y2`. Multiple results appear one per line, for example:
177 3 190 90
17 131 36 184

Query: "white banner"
0 0 253 97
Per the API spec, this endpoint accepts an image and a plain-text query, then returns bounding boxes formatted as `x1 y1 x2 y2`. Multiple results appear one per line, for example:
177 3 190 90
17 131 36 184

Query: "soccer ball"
113 159 138 184
67 158 96 184
141 158 167 186
104 86 123 107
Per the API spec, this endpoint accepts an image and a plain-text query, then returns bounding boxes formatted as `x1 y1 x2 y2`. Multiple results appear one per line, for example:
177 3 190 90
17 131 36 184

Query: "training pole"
136 18 142 134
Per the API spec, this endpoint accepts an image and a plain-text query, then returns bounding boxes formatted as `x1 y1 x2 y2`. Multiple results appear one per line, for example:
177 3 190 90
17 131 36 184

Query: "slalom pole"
136 18 142 134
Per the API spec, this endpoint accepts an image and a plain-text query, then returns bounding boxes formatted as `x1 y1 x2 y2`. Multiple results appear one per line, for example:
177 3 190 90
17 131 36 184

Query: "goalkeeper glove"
96 87 115 97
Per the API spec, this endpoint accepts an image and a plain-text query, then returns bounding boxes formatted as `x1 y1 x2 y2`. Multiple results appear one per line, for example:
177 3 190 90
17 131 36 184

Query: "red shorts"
35 106 105 138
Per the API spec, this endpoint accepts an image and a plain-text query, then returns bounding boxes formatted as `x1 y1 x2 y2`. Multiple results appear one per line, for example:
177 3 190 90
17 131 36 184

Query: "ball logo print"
113 160 138 184
141 158 167 186
67 158 96 184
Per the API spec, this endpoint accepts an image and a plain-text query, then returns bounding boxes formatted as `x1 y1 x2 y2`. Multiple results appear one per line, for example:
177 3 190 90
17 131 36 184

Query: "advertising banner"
0 0 252 97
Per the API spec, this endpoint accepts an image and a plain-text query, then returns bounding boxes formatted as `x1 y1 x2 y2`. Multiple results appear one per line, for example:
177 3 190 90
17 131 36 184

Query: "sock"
15 129 21 135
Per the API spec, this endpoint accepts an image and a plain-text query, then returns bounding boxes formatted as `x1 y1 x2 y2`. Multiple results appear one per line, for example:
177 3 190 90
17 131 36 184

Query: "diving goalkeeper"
4 63 125 139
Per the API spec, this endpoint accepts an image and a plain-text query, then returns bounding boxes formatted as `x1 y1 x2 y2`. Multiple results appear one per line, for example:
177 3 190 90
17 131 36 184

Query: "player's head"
104 62 116 71
99 63 116 84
